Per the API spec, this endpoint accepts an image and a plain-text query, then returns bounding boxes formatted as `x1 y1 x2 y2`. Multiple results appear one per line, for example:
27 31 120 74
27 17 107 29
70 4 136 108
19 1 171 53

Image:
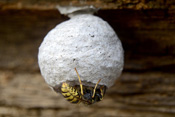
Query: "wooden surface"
1 71 175 117
1 0 175 10
0 2 175 117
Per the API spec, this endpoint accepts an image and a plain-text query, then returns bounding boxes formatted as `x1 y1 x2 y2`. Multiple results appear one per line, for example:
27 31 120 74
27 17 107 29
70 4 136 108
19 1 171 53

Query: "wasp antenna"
92 79 101 98
100 85 105 100
75 68 84 95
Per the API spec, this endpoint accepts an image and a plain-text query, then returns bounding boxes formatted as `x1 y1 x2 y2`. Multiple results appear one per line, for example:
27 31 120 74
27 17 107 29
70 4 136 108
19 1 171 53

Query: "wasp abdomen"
61 83 81 104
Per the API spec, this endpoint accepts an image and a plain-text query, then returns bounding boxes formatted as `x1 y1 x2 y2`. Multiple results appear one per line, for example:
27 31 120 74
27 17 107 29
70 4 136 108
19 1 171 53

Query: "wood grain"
0 71 175 117
1 0 175 10
0 5 175 117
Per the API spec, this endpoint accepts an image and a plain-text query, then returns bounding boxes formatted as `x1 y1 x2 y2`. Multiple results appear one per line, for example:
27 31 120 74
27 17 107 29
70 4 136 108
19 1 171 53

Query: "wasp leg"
75 68 84 95
92 79 101 98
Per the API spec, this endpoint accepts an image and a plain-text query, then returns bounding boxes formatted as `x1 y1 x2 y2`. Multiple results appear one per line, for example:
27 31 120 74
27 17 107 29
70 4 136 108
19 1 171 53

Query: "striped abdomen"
61 83 81 104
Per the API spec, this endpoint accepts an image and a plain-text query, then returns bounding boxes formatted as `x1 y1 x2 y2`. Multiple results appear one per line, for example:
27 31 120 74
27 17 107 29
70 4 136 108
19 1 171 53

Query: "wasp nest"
38 6 124 92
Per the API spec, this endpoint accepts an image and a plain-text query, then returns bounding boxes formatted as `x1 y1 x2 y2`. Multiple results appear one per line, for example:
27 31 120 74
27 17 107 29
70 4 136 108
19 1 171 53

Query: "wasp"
61 68 106 105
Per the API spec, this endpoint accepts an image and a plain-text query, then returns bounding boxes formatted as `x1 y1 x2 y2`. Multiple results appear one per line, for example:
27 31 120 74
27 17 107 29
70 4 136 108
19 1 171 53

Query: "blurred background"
0 0 175 117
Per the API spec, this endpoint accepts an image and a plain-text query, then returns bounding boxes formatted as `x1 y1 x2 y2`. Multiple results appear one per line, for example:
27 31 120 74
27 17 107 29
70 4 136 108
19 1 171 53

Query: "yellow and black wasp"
61 68 106 105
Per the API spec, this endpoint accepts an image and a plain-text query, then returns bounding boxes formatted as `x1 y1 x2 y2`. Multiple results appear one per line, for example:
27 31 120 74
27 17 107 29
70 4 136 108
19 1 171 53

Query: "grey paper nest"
38 6 124 92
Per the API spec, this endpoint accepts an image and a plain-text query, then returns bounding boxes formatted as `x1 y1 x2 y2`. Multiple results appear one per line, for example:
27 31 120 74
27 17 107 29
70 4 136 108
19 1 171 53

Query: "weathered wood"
0 2 175 117
0 10 174 72
1 0 175 10
0 71 175 117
